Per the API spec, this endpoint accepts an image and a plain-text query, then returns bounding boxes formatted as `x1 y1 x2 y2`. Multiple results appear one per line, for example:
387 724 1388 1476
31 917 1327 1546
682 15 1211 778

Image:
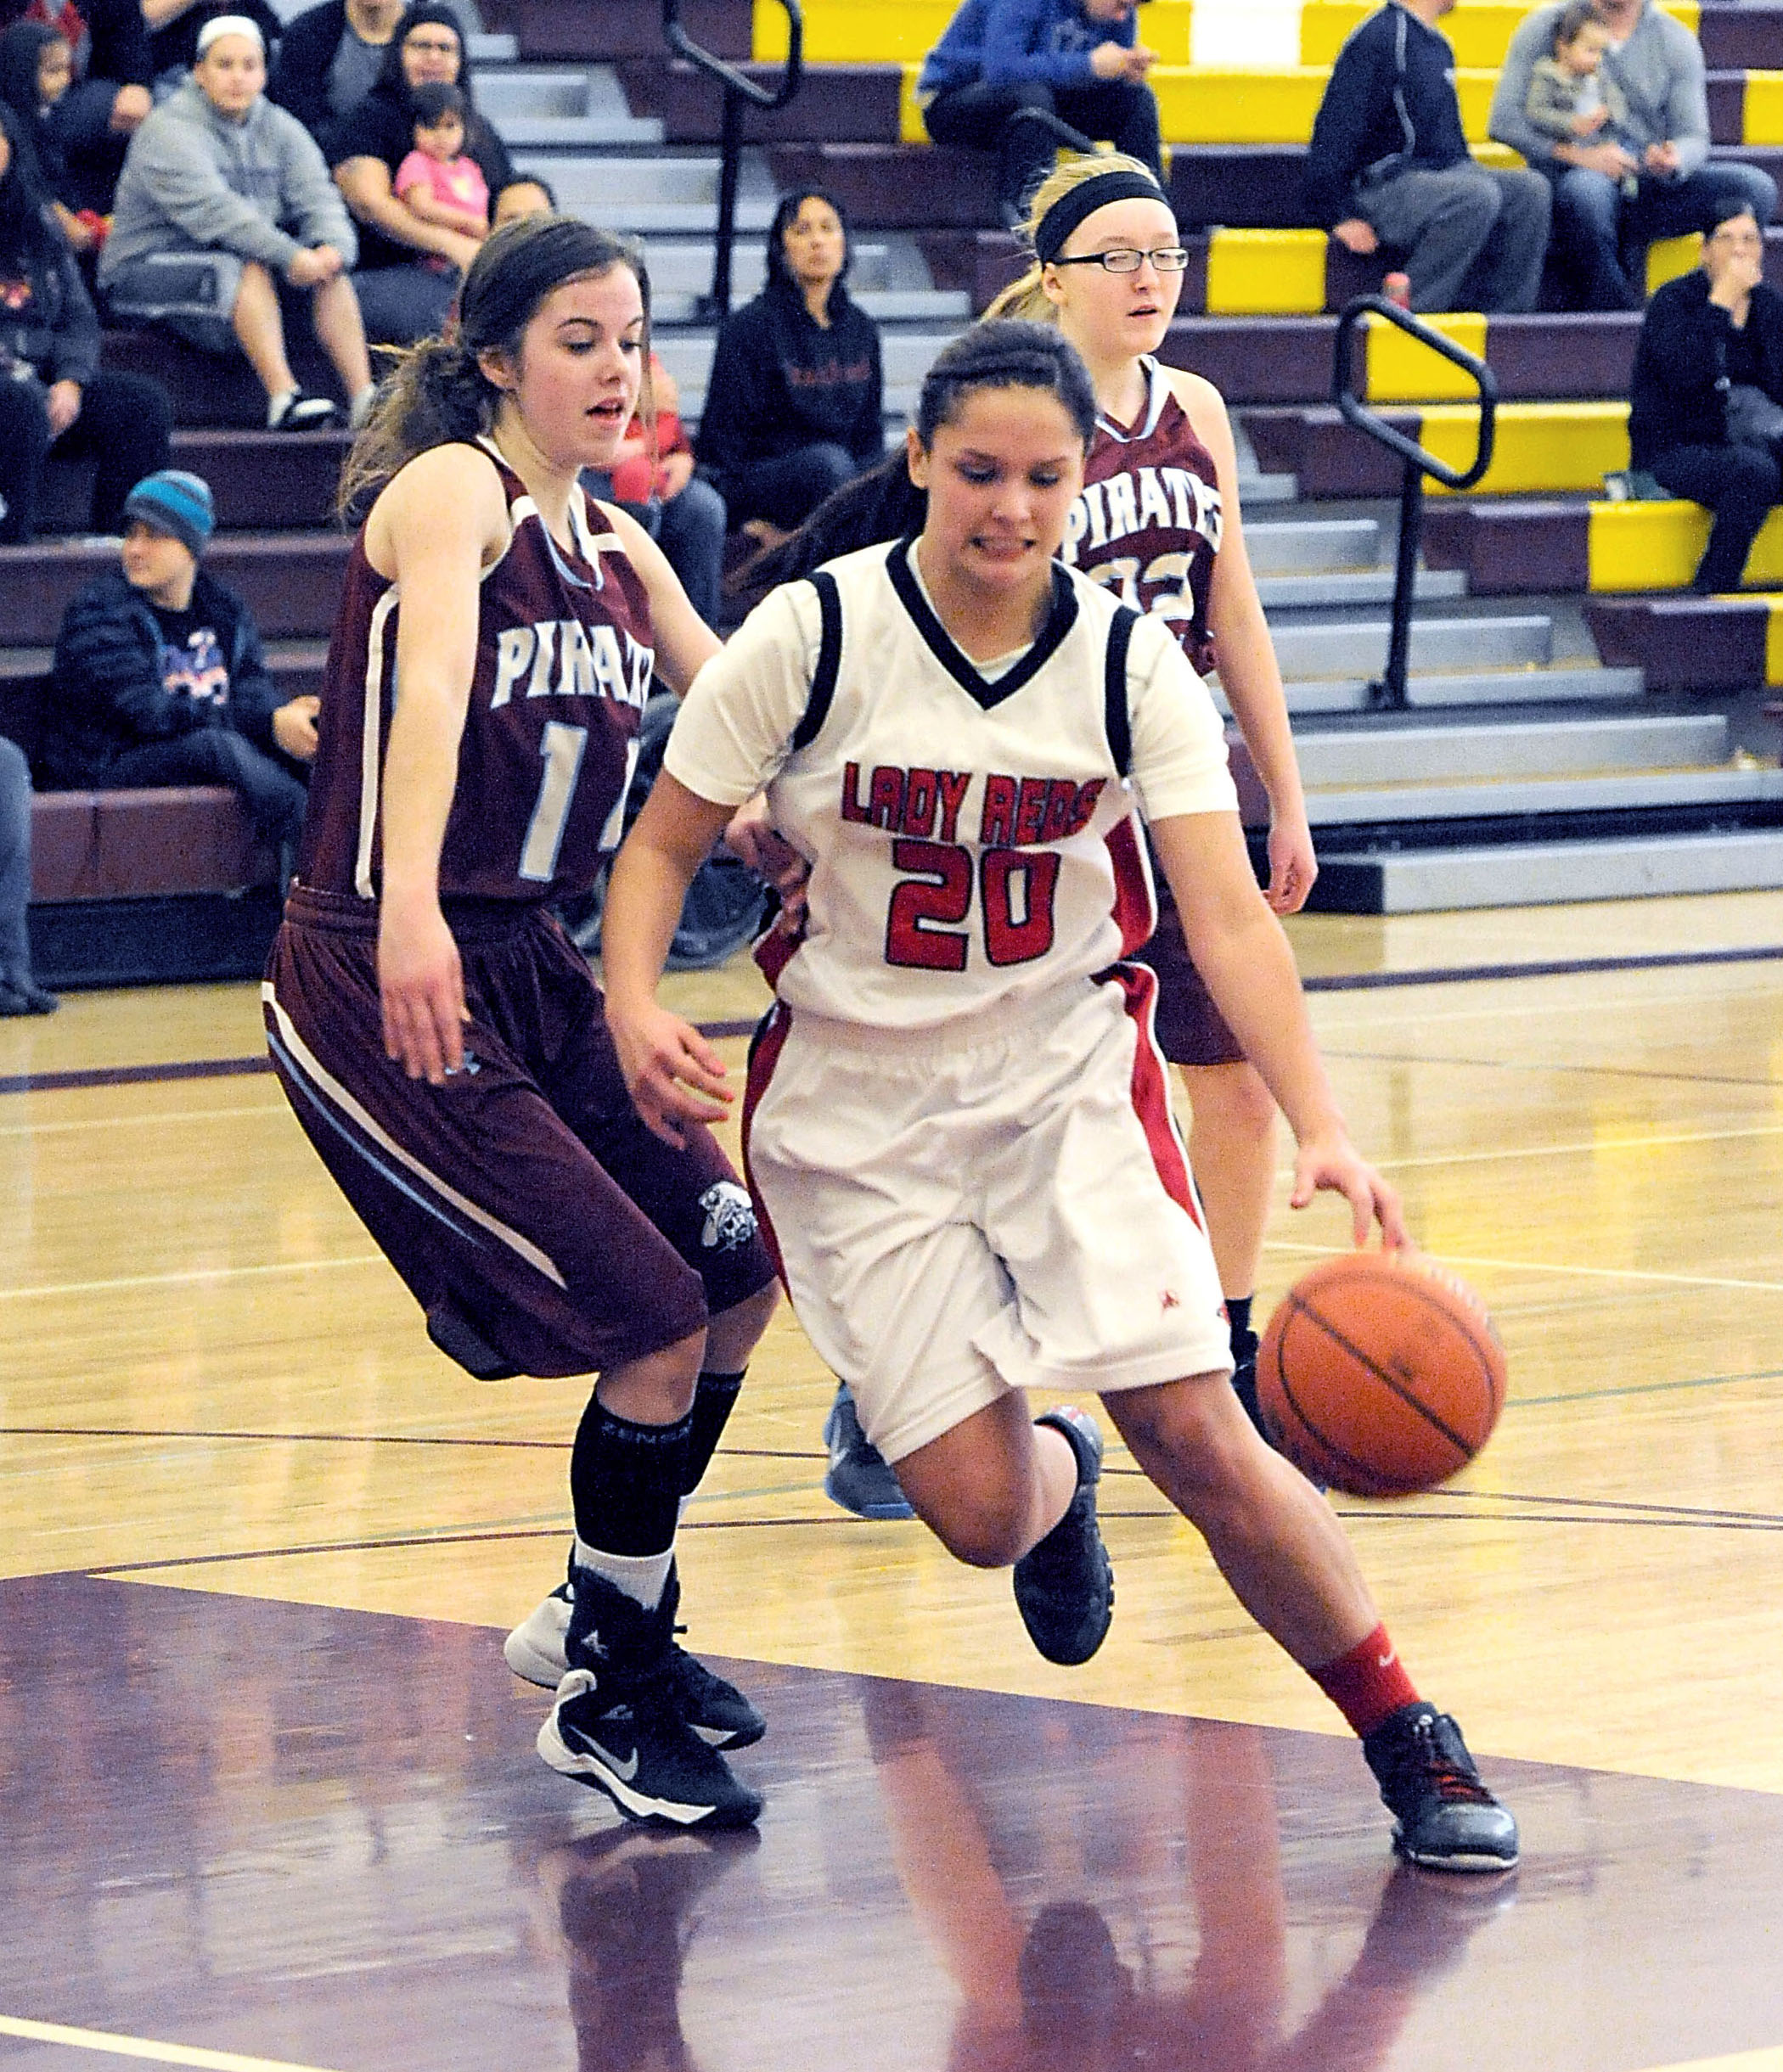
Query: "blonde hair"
983 152 1161 325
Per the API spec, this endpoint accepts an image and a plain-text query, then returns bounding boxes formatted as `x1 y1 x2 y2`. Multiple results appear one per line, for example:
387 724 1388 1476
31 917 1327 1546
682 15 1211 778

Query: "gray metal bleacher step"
524 154 779 234
1313 828 1783 913
1304 764 1783 828
474 63 663 145
467 33 519 63
1292 714 1732 788
1255 568 1467 609
1266 615 1555 681
1245 519 1382 575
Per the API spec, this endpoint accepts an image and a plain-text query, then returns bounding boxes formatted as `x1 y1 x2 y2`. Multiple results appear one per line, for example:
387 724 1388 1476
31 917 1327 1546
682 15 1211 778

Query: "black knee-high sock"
684 1368 745 1495
1227 1295 1255 1356
570 1394 691 1556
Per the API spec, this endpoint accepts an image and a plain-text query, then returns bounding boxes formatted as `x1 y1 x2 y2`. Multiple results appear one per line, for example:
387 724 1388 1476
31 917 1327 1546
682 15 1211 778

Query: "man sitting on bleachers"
1490 0 1777 313
43 470 314 882
916 0 1164 232
1305 0 1550 314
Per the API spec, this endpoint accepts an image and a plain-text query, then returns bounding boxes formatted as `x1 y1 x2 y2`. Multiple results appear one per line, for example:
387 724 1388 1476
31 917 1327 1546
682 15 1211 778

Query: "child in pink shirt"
393 83 489 264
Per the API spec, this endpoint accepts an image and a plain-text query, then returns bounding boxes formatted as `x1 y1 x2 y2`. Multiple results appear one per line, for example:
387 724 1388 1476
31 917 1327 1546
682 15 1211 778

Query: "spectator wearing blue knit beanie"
43 469 318 884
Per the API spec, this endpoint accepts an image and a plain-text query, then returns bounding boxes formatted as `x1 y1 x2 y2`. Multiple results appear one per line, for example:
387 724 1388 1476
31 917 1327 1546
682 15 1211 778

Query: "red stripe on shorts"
1109 963 1204 1228
740 1001 793 1290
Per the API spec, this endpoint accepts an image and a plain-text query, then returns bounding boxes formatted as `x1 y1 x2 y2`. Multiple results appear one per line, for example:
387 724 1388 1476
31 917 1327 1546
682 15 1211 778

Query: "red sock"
1309 1624 1420 1738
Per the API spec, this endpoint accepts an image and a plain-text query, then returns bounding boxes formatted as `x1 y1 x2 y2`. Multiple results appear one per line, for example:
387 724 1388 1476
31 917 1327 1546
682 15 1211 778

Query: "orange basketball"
1256 1251 1505 1496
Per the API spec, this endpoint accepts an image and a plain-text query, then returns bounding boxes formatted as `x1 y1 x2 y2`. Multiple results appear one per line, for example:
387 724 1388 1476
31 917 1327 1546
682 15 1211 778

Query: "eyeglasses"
1049 246 1190 274
404 36 459 53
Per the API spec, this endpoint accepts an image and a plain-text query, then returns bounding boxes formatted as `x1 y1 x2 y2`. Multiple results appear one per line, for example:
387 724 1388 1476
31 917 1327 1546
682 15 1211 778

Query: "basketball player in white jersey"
988 155 1313 1445
593 322 1519 1871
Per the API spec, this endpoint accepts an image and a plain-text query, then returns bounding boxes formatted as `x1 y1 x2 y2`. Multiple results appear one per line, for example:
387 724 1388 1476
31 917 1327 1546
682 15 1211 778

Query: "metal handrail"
662 0 804 321
1331 294 1499 709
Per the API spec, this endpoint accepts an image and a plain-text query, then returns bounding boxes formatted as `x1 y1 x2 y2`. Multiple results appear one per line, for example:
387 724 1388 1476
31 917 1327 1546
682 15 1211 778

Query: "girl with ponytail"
993 152 1316 1451
267 212 781 1833
779 156 1319 1508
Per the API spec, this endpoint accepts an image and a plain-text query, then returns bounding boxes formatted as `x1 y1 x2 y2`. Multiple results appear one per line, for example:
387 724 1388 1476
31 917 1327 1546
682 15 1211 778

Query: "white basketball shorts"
743 968 1234 1464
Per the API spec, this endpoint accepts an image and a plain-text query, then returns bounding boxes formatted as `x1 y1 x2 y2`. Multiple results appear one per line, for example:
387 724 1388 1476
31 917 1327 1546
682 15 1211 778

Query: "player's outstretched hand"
1288 1127 1409 1249
609 1001 732 1148
379 902 468 1084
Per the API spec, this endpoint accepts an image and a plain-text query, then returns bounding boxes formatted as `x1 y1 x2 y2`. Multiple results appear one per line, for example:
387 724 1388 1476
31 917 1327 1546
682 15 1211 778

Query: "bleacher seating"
8 0 1783 957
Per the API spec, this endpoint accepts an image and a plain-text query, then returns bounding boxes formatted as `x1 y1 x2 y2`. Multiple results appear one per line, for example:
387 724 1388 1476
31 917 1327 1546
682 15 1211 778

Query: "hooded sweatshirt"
99 73 357 287
1489 0 1710 177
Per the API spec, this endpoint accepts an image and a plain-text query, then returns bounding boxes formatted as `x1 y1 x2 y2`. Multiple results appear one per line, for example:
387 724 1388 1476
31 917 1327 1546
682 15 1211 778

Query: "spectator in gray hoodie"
1490 0 1775 311
98 14 374 428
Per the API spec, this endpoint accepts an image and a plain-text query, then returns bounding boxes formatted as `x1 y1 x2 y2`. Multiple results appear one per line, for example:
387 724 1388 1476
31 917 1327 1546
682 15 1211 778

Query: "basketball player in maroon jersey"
262 215 779 1830
987 154 1317 1448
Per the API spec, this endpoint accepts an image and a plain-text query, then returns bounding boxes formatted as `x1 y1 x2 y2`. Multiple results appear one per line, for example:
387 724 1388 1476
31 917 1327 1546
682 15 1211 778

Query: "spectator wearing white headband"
100 14 376 430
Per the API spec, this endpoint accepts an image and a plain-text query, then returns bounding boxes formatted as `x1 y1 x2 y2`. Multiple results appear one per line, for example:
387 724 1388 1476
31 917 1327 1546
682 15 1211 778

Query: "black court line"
5 941 1779 1100
1300 944 1783 991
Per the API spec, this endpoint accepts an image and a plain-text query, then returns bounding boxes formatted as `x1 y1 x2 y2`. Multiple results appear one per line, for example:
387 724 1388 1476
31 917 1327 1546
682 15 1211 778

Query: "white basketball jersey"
664 541 1237 1032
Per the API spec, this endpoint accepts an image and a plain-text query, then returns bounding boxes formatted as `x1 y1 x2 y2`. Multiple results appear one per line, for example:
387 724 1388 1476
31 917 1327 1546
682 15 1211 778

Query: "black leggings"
0 370 174 545
1651 441 1783 593
923 76 1164 217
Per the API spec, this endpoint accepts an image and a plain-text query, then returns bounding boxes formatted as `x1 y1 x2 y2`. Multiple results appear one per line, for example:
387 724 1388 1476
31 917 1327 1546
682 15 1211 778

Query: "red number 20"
885 839 1059 971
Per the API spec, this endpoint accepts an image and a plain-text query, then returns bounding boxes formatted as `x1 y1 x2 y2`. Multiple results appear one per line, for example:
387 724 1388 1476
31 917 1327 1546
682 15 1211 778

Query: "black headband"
1033 170 1173 266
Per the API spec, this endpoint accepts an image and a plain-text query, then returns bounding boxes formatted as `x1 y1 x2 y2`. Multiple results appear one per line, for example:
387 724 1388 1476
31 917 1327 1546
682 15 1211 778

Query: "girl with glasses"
986 154 1316 1451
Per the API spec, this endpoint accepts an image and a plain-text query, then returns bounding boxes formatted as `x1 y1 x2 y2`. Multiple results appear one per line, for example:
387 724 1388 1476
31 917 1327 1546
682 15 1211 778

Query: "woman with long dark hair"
329 0 517 344
265 214 780 1831
0 101 171 542
694 186 884 538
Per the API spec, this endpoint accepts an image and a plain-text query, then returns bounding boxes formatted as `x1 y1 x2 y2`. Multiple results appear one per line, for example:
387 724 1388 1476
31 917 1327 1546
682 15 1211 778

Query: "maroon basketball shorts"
264 887 777 1380
1131 874 1247 1070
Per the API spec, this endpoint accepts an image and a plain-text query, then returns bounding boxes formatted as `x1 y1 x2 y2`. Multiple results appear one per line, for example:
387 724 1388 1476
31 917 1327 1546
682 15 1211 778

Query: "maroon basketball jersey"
300 439 656 904
1060 358 1223 679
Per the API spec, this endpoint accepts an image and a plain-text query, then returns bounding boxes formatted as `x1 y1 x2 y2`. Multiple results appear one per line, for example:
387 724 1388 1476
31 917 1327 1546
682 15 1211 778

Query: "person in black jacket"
0 106 172 542
329 1 515 344
1628 203 1783 592
46 469 313 870
267 0 405 158
1303 0 1550 313
695 188 885 536
3 0 153 213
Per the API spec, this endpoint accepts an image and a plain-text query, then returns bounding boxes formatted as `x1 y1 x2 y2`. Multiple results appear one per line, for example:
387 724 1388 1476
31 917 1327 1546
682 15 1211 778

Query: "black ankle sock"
684 1367 745 1493
570 1394 692 1554
1226 1295 1254 1354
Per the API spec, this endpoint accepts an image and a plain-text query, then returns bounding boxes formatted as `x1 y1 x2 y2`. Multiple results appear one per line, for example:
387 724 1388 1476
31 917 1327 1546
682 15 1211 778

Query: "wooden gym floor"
2 890 1781 2072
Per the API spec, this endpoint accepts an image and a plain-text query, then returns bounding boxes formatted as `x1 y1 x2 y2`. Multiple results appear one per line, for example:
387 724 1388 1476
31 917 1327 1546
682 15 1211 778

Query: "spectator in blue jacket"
45 470 314 876
1305 0 1550 313
916 0 1162 230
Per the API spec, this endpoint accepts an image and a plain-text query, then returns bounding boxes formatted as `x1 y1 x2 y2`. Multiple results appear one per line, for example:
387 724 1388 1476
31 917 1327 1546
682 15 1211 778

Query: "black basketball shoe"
537 1569 762 1829
1363 1702 1520 1872
822 1384 915 1520
1012 1407 1114 1666
506 1555 765 1751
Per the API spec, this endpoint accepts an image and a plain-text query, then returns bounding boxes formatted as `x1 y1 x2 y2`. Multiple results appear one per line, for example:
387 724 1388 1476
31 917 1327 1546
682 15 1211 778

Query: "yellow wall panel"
1764 598 1783 684
1365 312 1488 401
1588 502 1709 591
1300 1 1698 71
900 65 925 142
1425 401 1629 495
1205 227 1328 313
757 0 1191 64
1647 232 1703 295
1742 73 1783 145
1148 67 1496 145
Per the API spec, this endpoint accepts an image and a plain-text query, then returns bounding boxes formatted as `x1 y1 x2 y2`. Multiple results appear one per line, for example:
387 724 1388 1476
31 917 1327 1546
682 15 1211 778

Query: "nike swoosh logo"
582 1734 639 1782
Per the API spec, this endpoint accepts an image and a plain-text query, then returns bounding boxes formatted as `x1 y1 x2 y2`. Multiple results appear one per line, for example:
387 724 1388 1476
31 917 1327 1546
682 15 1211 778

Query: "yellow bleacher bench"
757 0 1193 65
1299 1 1699 72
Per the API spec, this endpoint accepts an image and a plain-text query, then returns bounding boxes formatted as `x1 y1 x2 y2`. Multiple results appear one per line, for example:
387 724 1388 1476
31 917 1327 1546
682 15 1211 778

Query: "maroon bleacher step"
43 428 350 535
765 143 996 228
1421 501 1591 595
483 0 748 59
1585 593 1771 692
620 59 902 143
0 535 349 647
